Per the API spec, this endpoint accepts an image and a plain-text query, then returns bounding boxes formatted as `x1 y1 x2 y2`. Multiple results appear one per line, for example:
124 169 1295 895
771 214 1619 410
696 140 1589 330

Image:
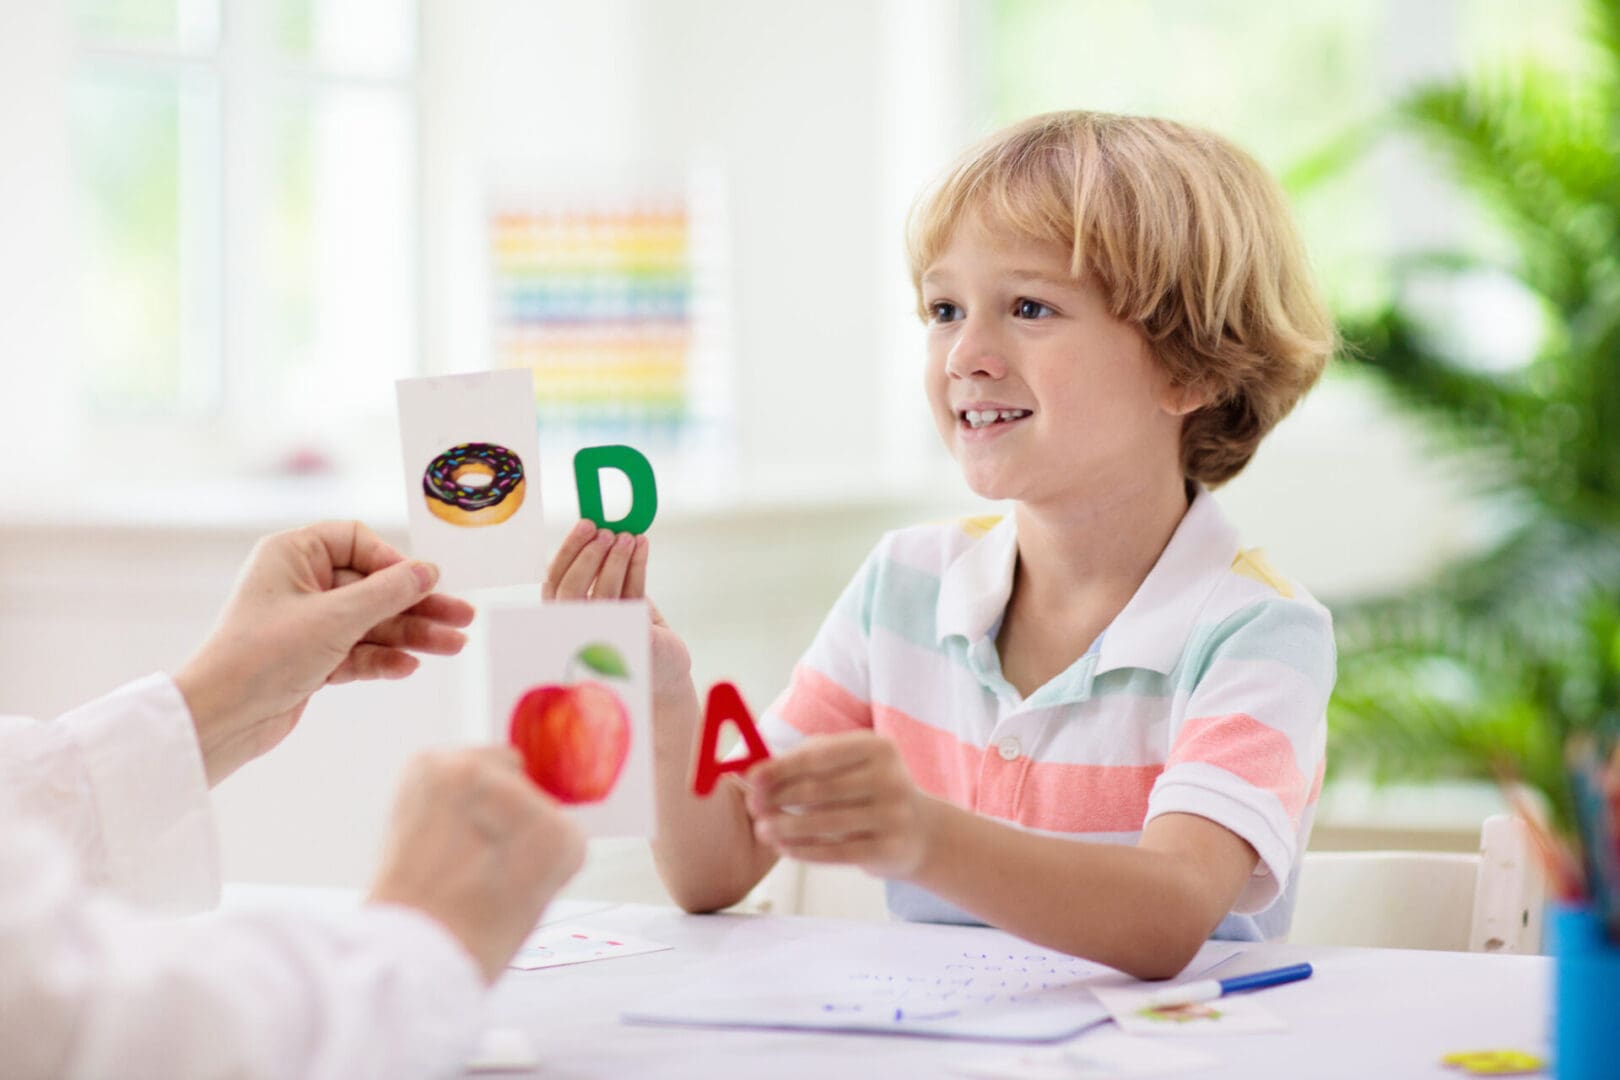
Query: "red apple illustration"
509 643 632 804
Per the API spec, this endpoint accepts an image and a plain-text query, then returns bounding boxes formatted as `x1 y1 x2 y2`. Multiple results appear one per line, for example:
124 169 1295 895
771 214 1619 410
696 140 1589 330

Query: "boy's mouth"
958 407 1032 431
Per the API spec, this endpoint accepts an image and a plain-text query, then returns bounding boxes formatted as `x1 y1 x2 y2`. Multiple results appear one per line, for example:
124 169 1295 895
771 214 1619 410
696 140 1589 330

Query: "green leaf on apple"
575 642 630 678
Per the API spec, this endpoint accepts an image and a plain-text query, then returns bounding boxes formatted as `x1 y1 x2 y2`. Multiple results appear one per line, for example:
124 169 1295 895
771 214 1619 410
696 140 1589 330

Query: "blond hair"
907 111 1336 487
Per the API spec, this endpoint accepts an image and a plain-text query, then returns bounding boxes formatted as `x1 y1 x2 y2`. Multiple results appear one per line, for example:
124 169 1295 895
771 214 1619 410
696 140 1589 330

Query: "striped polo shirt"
757 488 1333 942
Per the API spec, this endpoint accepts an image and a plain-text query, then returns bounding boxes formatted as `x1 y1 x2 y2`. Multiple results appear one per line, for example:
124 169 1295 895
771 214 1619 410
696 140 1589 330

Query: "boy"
549 111 1336 979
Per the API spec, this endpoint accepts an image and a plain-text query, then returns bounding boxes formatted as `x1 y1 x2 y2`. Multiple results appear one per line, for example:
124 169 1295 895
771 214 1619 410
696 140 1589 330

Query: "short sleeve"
756 543 883 754
1145 597 1334 914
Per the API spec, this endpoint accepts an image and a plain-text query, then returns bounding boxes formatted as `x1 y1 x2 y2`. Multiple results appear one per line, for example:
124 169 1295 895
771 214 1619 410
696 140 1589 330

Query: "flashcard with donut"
396 371 544 589
490 600 654 837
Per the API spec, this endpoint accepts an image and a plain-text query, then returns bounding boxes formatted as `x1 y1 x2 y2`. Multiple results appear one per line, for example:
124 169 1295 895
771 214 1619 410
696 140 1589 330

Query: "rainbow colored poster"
490 195 703 440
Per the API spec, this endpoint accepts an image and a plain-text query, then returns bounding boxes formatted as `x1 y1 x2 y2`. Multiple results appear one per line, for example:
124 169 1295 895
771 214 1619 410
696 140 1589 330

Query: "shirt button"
997 737 1021 761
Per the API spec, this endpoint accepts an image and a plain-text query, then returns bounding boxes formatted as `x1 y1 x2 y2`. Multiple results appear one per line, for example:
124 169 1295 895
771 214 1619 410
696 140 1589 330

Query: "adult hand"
743 730 940 879
174 520 476 786
367 746 586 984
543 520 692 702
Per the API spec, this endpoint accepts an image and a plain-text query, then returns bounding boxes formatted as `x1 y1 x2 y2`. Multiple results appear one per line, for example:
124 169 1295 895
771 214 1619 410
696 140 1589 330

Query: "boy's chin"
956 467 1020 503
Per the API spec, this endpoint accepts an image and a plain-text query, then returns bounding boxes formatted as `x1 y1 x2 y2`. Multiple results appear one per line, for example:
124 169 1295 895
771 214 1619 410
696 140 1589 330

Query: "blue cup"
1551 903 1620 1079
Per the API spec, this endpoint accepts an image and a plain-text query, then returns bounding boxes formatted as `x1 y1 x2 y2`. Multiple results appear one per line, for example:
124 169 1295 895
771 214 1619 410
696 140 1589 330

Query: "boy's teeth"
963 409 1030 429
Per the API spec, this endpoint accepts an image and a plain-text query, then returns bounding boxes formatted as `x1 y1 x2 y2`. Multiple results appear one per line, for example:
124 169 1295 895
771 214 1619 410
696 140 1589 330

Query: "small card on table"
508 925 672 971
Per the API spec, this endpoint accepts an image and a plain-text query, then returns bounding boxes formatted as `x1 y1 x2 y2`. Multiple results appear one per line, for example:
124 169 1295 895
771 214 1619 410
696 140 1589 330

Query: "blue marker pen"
1144 962 1313 1008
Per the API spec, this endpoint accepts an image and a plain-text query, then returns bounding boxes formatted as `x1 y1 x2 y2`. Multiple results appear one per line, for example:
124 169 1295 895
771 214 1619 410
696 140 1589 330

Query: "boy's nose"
946 326 1009 380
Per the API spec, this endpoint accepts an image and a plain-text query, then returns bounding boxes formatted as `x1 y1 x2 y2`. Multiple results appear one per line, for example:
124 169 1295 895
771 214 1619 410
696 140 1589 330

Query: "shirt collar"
935 513 1020 645
933 487 1240 676
1095 486 1240 675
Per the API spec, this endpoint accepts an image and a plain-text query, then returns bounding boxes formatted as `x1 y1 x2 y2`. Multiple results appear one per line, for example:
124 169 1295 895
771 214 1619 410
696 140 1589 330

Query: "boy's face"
919 210 1191 508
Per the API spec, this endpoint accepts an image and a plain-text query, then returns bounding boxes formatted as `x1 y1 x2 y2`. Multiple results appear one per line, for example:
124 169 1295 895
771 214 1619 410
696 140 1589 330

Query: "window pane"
261 86 416 420
273 0 416 77
75 0 218 52
72 66 220 412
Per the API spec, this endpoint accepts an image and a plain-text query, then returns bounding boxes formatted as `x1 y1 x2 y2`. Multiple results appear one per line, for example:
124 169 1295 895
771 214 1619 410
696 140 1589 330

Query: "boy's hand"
543 520 692 700
743 731 938 879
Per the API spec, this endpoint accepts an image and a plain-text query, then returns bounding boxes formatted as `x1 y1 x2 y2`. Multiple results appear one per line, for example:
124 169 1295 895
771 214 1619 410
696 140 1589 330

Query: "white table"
478 902 1550 1079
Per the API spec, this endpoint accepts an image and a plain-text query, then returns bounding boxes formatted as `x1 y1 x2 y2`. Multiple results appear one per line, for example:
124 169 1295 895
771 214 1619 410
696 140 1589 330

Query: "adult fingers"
543 521 599 601
328 644 420 684
329 520 408 576
402 592 477 628
323 559 440 641
336 565 474 633
364 613 468 655
293 521 407 587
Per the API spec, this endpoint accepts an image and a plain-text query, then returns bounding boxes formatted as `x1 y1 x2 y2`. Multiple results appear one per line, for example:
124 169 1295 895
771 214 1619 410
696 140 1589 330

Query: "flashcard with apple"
490 601 653 837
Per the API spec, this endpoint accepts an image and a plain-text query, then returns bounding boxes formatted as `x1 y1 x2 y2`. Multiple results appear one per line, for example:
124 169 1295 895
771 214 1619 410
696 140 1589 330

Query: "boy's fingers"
552 529 616 599
591 532 636 599
755 733 886 787
755 770 875 814
544 520 600 600
758 805 876 843
625 535 649 599
766 832 885 865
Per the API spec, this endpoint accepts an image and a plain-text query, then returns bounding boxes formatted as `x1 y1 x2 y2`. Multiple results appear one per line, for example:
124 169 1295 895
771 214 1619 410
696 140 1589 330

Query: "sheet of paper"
396 370 544 590
508 925 672 970
489 602 654 836
1090 982 1287 1036
624 924 1242 1042
953 1030 1220 1078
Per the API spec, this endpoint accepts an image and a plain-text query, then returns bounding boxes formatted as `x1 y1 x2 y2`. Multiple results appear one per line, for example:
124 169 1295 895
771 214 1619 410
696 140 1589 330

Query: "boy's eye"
1013 298 1053 319
927 301 962 324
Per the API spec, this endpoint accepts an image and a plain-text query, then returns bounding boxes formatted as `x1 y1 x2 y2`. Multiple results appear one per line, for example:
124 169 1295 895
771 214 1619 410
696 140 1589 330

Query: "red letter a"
692 682 771 797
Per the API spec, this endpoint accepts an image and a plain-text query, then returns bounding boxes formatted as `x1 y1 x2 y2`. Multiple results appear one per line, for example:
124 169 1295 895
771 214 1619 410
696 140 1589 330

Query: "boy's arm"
648 681 779 912
543 523 778 911
748 732 1253 979
750 594 1332 978
909 803 1256 978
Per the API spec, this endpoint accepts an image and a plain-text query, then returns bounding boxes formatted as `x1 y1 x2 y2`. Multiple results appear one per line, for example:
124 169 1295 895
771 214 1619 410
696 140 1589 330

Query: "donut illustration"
423 442 526 527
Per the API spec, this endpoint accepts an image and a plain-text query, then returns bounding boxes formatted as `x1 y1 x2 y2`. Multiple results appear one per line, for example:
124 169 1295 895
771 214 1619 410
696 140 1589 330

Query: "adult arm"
0 742 584 1080
0 824 485 1080
0 675 218 913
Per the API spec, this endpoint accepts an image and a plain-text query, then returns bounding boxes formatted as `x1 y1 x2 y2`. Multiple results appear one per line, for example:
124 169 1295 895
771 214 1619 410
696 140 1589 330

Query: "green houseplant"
1326 0 1620 829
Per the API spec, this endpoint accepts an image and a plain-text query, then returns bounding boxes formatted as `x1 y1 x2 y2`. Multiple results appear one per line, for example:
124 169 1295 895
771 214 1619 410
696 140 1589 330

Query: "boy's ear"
1160 380 1211 417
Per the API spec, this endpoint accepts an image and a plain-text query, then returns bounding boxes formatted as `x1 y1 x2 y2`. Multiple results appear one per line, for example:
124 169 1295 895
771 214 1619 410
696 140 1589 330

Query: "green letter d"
573 444 659 534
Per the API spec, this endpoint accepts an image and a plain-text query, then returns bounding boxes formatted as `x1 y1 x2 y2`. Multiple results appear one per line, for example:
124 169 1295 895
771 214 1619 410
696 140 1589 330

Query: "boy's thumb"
327 559 437 635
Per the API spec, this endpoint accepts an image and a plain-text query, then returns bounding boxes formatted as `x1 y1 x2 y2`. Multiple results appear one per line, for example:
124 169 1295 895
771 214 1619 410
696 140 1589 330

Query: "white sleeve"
0 824 487 1080
1145 597 1334 914
0 673 218 913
